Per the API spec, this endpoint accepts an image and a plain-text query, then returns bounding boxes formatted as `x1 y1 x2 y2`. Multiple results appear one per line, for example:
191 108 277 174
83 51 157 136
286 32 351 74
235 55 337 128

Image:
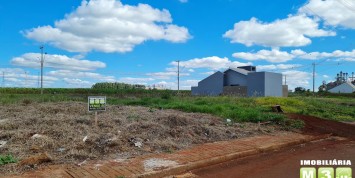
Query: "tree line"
91 82 145 90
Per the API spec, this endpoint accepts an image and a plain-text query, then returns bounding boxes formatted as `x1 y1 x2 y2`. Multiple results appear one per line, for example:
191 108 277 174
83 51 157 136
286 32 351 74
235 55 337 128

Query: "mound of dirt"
0 102 285 175
288 113 355 139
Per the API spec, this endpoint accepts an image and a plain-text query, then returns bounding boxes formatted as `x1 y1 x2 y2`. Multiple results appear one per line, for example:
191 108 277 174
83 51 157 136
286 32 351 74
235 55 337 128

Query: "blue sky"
0 0 354 90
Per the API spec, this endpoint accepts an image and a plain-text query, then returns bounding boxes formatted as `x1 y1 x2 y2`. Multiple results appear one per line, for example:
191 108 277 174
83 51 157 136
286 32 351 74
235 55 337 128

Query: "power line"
25 71 28 87
336 0 355 12
38 72 40 88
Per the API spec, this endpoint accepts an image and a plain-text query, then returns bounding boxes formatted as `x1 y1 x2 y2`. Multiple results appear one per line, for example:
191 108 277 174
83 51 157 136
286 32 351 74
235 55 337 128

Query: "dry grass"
0 102 286 175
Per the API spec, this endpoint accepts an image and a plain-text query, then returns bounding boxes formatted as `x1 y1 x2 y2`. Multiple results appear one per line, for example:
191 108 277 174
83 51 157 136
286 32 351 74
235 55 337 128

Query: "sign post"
88 96 106 127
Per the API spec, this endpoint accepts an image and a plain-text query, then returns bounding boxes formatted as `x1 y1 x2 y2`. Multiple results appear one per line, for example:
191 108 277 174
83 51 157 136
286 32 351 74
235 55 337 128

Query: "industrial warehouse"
191 66 288 97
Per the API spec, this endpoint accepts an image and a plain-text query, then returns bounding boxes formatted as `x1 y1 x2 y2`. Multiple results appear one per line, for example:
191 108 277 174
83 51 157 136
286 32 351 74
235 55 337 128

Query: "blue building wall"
247 72 283 97
247 72 265 97
224 69 247 86
191 71 224 96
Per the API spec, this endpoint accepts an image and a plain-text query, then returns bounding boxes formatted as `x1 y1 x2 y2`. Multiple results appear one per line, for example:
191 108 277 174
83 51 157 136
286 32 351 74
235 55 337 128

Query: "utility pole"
2 71 4 88
40 46 44 94
37 72 40 88
284 75 287 85
25 71 28 87
177 60 180 93
312 62 315 93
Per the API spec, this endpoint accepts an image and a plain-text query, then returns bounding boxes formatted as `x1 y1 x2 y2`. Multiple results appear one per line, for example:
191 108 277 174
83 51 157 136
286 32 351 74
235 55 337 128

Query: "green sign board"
88 96 106 112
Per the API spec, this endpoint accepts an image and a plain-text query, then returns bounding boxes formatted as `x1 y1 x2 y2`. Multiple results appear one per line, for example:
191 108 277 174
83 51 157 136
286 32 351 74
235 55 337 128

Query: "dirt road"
193 138 355 178
192 114 355 178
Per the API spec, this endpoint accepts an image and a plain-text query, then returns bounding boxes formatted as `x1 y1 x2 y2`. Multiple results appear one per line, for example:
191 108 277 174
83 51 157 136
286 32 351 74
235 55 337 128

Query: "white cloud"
63 78 93 87
296 49 355 60
323 75 329 78
223 14 335 48
146 71 189 80
256 64 302 71
232 49 355 62
117 77 154 85
150 79 198 90
0 68 58 87
148 56 251 81
233 49 294 63
166 67 194 73
11 53 106 71
200 71 216 75
0 68 25 74
181 79 199 87
47 70 115 82
170 56 252 70
165 67 178 72
24 0 190 53
299 0 355 29
179 0 188 3
341 57 355 62
282 70 312 89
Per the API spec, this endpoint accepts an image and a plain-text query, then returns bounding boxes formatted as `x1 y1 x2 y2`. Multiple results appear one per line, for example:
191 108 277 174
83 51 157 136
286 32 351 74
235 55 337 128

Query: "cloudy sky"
0 0 354 90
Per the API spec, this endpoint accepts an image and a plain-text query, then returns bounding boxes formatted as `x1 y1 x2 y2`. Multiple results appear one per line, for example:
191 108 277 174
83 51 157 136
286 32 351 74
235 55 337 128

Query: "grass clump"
0 154 17 165
1 90 353 122
281 119 305 130
120 96 287 123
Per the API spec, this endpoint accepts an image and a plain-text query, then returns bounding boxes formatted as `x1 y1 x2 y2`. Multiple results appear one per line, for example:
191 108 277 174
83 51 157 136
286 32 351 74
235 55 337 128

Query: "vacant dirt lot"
0 102 287 175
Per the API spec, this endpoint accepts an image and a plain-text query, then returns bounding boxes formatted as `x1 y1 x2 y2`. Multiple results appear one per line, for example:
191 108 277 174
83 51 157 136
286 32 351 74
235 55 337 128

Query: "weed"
0 154 17 165
22 99 33 105
148 107 155 112
161 92 172 100
281 119 305 130
164 148 174 154
0 90 354 122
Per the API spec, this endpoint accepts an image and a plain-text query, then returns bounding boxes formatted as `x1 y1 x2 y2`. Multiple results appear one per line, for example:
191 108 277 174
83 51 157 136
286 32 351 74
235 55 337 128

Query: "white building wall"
329 82 355 93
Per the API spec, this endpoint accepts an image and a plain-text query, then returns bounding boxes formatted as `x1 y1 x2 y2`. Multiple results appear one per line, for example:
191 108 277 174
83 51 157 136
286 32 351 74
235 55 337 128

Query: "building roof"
225 68 252 75
328 82 355 93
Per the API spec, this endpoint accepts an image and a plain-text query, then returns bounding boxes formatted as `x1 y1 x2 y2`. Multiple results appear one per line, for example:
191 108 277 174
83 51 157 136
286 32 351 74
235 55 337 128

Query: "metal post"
2 71 4 88
312 62 315 93
37 72 40 88
178 61 180 92
95 111 98 127
25 71 28 87
40 46 44 94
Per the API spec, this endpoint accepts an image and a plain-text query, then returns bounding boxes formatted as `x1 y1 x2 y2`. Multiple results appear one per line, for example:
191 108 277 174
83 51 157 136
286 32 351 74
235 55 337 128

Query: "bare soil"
192 137 355 178
0 102 286 175
287 113 355 139
191 114 355 178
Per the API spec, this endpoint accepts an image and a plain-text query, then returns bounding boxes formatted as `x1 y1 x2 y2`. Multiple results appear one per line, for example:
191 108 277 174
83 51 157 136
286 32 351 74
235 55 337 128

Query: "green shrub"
0 154 17 165
161 92 172 100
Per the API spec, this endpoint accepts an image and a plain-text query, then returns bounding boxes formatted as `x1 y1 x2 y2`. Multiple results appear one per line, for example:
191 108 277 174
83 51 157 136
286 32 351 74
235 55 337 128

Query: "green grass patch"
0 154 17 165
113 96 287 123
1 90 353 123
